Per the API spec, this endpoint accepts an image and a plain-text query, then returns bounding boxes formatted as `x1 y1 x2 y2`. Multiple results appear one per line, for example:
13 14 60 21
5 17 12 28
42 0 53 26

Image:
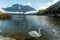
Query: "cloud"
0 8 6 13
53 0 59 3
38 0 59 10
27 2 32 6
22 2 32 6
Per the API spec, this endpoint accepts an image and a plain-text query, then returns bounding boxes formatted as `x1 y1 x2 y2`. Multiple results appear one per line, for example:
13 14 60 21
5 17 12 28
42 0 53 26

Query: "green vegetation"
37 6 60 16
37 9 47 15
0 14 12 20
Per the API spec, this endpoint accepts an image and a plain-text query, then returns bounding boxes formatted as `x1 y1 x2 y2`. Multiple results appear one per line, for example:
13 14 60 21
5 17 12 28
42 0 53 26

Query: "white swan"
28 28 41 37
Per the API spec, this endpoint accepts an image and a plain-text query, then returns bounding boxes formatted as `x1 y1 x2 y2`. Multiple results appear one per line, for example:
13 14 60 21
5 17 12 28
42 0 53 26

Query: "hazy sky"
0 0 59 10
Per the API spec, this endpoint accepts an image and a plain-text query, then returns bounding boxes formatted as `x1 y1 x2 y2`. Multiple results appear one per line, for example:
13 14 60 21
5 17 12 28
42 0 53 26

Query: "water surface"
0 15 60 40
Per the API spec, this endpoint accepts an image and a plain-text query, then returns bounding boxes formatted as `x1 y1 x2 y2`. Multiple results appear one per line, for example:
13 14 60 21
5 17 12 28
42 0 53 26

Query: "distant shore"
0 14 12 20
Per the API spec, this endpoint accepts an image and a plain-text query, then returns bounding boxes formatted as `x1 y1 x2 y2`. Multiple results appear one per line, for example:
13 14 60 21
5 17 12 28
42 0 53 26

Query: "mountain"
3 4 36 12
46 1 60 13
38 1 60 16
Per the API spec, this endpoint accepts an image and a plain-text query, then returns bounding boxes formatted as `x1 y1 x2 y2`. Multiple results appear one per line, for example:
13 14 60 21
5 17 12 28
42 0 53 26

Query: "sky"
0 0 59 10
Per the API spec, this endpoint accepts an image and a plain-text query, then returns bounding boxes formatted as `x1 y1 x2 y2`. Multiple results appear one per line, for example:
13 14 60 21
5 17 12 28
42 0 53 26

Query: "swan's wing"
28 31 40 37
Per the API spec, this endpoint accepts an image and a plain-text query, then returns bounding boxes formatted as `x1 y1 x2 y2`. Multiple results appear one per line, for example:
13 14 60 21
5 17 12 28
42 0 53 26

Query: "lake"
0 15 60 40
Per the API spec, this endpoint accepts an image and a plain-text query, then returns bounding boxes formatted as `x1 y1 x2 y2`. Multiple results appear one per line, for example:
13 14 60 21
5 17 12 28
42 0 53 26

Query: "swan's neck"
38 28 41 35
